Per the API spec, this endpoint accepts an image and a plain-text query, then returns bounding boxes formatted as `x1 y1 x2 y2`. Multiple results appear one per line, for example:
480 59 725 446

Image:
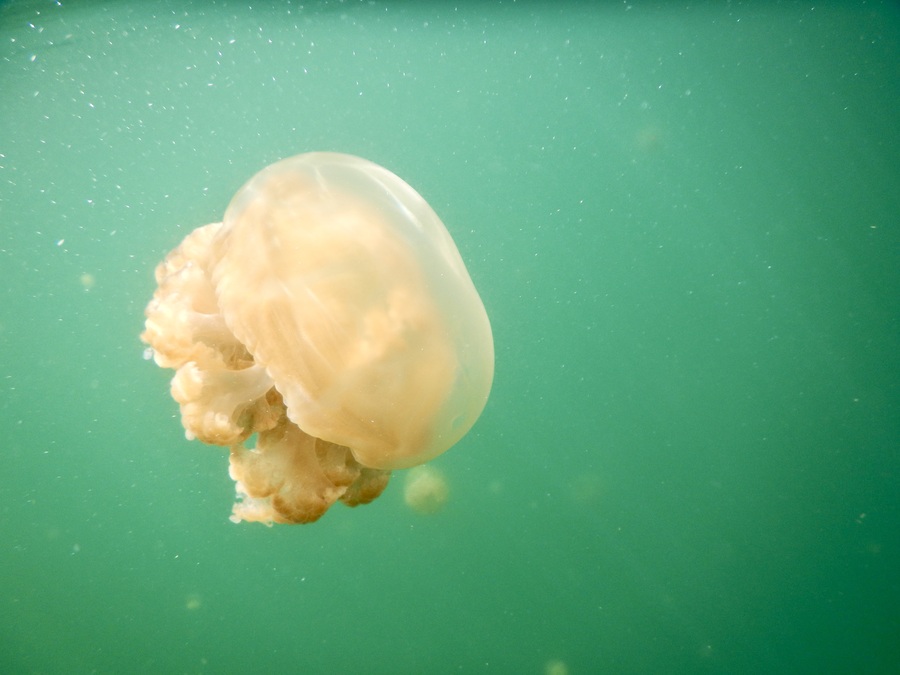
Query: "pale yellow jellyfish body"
142 153 493 525
403 466 450 515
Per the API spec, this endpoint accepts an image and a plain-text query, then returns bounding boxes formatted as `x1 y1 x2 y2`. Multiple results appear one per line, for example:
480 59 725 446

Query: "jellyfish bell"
142 152 493 525
213 153 493 470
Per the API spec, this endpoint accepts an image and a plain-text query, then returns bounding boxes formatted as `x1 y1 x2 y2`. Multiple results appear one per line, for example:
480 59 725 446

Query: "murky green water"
1 1 897 673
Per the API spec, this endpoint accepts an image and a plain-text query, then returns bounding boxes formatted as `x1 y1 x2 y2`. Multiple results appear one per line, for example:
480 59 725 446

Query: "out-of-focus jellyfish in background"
185 593 202 611
544 659 569 675
142 153 494 525
403 466 450 515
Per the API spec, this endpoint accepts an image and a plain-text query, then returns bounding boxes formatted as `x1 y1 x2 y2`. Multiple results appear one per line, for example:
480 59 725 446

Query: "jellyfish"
403 466 450 515
141 152 494 525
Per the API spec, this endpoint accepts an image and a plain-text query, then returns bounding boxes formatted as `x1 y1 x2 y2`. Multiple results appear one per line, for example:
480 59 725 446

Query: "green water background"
1 1 897 673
